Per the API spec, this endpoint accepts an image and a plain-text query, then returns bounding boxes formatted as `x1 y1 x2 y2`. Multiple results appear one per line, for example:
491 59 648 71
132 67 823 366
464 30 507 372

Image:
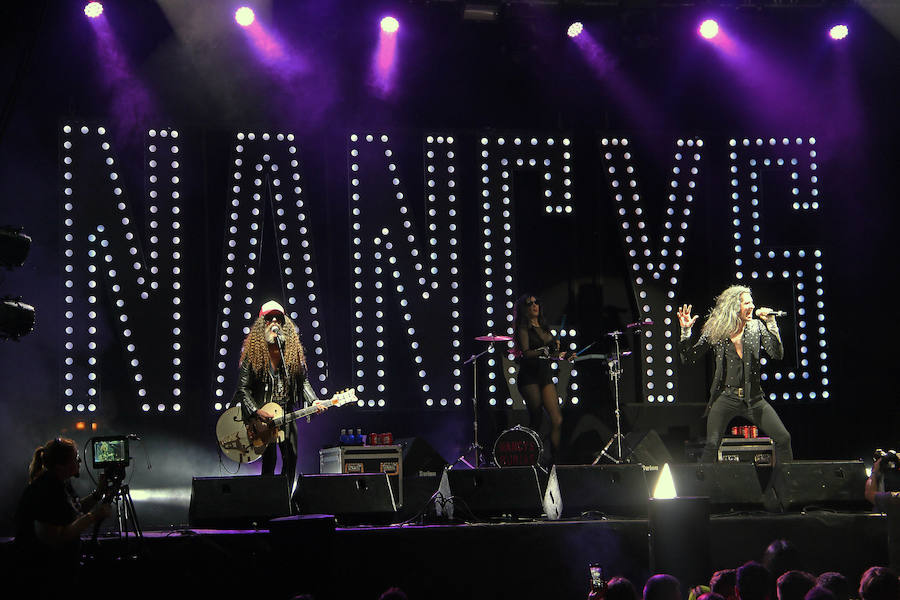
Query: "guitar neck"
275 404 320 427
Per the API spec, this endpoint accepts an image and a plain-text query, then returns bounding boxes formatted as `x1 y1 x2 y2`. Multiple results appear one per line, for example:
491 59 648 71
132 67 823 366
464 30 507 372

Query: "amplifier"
718 437 774 465
319 445 403 506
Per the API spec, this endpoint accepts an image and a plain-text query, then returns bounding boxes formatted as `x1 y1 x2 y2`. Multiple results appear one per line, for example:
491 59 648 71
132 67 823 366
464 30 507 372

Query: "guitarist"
233 300 328 491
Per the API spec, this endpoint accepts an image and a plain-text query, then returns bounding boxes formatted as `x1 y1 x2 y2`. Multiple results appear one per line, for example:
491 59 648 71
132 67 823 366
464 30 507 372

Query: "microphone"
270 324 286 345
757 309 788 318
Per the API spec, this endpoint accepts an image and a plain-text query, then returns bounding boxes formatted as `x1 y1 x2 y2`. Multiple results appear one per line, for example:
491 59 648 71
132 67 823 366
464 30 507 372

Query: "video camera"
90 435 133 487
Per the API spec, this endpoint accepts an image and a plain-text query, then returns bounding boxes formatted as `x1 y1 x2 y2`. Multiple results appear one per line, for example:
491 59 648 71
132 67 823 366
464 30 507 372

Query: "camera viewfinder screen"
94 439 127 465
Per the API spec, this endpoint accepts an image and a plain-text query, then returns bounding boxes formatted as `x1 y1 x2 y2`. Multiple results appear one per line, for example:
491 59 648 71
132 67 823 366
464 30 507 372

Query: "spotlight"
567 22 584 38
652 464 677 499
829 24 849 40
0 226 34 340
0 227 31 268
698 19 719 40
381 16 399 34
84 2 103 18
235 6 255 27
0 299 35 340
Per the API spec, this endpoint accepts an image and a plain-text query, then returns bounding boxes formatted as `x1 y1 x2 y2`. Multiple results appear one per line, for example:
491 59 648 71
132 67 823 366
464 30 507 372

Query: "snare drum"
493 425 543 467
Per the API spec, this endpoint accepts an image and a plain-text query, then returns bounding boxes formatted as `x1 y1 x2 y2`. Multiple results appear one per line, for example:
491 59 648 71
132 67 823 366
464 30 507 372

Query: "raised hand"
677 304 699 329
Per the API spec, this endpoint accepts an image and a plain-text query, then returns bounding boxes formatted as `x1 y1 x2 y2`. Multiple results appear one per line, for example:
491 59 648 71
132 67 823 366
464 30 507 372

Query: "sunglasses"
264 313 285 325
525 298 540 307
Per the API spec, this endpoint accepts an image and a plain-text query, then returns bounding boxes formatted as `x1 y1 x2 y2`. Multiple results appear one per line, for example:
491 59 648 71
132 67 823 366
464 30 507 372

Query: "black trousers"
700 395 793 464
261 419 299 492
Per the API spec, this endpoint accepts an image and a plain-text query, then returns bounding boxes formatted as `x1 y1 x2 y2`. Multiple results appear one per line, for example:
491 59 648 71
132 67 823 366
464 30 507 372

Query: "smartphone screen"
590 564 604 589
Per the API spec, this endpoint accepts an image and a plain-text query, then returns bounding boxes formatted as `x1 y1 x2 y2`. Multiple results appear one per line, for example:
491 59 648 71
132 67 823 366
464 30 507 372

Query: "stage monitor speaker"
624 429 673 466
437 466 546 519
669 463 774 512
293 473 397 524
544 464 650 519
189 475 291 528
397 437 448 477
771 460 869 512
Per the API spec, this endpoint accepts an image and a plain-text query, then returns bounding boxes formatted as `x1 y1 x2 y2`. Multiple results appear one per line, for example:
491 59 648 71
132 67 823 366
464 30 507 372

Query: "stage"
1 507 889 600
3 3 900 597
2 459 894 600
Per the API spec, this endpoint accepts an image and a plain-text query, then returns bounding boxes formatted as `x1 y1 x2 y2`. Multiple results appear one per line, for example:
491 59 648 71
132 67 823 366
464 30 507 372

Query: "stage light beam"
699 19 719 40
235 6 255 27
829 24 849 40
381 16 399 34
84 2 104 19
652 464 677 499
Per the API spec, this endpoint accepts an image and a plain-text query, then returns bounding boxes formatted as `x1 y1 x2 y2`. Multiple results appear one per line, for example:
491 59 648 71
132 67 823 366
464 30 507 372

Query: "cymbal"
627 319 654 328
475 335 513 342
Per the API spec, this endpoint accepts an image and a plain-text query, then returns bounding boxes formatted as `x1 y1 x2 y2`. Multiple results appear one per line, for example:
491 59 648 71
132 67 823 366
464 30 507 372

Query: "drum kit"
451 320 652 469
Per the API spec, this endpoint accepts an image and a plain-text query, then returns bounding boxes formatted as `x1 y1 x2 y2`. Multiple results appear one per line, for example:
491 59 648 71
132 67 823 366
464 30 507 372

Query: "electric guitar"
215 388 357 464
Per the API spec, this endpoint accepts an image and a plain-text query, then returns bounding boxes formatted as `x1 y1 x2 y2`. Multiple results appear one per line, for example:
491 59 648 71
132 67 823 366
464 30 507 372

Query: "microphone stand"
594 330 627 464
449 342 495 469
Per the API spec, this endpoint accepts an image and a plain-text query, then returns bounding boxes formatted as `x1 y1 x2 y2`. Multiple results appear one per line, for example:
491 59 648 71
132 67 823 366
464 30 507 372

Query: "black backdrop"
2 0 899 534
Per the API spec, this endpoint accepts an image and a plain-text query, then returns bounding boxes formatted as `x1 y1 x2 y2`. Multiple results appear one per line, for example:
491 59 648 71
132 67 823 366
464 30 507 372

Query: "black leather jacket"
233 359 320 419
679 318 783 416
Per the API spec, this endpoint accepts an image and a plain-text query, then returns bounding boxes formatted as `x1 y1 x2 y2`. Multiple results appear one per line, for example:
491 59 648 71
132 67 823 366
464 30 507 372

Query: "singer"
678 285 793 464
233 300 327 489
513 294 571 461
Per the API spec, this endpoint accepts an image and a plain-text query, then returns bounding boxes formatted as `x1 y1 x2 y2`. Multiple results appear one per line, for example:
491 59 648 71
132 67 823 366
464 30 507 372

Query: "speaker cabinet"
397 437 448 477
669 463 774 512
293 473 397 524
544 464 650 519
625 429 673 466
189 475 291 528
437 466 546 519
771 460 869 512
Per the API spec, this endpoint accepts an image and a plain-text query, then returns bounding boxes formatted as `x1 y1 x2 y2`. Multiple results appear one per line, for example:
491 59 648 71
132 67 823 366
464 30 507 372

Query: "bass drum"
493 425 543 468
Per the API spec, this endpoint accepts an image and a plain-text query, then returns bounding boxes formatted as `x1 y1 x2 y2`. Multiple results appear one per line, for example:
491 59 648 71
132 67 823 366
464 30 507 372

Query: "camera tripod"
98 465 144 542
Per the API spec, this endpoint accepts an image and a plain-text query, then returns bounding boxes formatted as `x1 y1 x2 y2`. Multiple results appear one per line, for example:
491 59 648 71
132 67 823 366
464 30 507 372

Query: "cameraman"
13 437 113 589
865 454 900 508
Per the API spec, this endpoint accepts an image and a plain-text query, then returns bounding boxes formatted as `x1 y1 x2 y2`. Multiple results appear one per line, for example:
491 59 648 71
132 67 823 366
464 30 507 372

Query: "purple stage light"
235 6 255 27
84 2 103 18
567 22 584 38
381 16 399 34
829 24 849 40
699 19 719 40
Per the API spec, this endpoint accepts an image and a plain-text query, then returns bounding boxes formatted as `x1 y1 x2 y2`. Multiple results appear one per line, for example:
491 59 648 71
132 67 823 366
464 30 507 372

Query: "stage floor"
3 510 889 600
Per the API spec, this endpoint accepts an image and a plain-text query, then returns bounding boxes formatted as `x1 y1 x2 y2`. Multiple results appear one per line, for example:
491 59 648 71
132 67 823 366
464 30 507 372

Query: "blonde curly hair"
239 314 307 377
701 285 751 344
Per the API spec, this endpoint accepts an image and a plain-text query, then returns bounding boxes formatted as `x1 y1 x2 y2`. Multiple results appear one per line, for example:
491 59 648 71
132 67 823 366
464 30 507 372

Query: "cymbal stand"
594 331 628 464
449 343 494 469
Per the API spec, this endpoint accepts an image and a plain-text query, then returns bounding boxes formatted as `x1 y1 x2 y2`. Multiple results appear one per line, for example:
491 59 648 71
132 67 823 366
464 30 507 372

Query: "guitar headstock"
329 388 358 407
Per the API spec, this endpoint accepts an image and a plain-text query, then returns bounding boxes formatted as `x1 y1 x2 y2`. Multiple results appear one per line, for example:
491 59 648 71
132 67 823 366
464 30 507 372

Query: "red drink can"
383 432 394 445
731 426 741 436
742 426 751 439
368 433 378 446
749 426 758 438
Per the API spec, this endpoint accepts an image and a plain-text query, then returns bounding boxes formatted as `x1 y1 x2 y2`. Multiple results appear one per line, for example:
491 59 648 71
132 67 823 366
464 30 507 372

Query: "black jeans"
700 395 793 464
261 419 298 492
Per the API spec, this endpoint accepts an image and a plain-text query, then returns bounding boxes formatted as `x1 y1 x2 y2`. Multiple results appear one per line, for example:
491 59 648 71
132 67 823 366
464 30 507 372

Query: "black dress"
516 324 557 388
